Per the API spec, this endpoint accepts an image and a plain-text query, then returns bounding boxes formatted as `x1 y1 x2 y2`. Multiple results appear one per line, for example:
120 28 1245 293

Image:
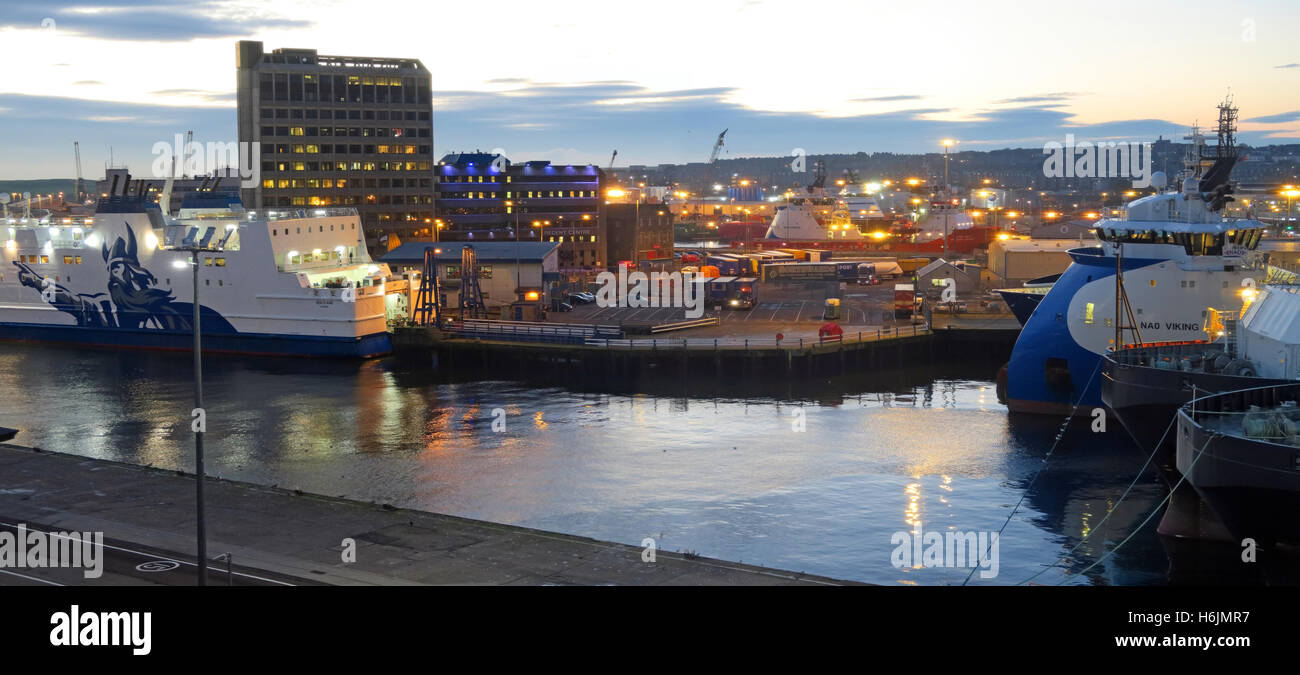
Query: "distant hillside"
0 179 77 200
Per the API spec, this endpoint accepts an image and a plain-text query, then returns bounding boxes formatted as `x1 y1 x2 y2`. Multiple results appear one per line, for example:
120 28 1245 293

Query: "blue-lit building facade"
435 153 605 278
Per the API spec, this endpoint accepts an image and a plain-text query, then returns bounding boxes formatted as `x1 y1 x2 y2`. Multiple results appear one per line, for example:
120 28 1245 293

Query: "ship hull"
1179 408 1300 545
1102 351 1287 467
0 321 392 358
996 289 1045 326
1003 246 1252 416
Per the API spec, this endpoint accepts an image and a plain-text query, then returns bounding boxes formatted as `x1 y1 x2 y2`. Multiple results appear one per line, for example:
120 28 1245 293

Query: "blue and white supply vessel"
1 177 401 357
1000 104 1269 415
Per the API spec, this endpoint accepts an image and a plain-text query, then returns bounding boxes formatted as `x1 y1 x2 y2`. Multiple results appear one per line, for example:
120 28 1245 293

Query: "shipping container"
760 261 839 282
706 254 747 276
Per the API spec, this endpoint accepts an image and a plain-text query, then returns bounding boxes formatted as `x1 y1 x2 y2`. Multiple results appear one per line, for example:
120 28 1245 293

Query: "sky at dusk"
0 0 1297 178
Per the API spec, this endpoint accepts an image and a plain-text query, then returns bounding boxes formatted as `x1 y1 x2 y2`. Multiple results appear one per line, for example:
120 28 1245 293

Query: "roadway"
0 520 312 586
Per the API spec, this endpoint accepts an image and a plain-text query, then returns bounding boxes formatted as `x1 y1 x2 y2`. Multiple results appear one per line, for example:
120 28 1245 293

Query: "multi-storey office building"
602 203 675 270
236 41 435 255
435 153 604 279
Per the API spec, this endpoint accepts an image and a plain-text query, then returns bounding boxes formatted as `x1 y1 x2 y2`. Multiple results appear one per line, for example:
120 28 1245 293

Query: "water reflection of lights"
905 481 922 529
533 411 547 430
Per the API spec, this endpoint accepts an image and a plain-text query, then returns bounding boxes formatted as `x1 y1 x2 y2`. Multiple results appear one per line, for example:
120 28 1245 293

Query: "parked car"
551 300 574 312
567 293 594 305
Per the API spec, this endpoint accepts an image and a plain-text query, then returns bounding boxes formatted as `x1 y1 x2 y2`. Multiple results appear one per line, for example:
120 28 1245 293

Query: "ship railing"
306 284 385 299
1180 382 1300 443
1107 340 1222 366
262 207 360 221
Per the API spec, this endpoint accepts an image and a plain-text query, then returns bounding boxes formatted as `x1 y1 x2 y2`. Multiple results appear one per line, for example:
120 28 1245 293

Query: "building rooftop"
380 241 560 265
439 152 506 167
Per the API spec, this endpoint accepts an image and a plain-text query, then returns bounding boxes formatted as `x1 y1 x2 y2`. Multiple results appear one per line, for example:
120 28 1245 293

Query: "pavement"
930 312 1022 331
0 444 853 586
550 285 897 338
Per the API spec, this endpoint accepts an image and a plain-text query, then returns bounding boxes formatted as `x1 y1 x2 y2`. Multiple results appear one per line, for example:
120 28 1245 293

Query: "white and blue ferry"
1 186 401 358
1000 168 1269 416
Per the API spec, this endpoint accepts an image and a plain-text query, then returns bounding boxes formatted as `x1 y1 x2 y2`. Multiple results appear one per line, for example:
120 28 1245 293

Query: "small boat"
995 273 1059 326
1102 283 1300 465
1177 383 1300 545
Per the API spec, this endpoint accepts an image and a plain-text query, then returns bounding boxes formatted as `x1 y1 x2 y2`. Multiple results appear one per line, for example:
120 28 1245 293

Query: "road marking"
135 560 181 572
0 568 63 586
0 520 294 586
793 301 806 322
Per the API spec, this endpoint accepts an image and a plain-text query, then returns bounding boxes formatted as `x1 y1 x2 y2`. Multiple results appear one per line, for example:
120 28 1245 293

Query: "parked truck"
894 283 916 319
729 277 757 310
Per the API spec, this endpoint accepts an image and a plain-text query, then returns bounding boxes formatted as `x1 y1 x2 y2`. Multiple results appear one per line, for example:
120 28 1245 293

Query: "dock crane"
607 149 617 171
708 129 727 165
706 129 727 185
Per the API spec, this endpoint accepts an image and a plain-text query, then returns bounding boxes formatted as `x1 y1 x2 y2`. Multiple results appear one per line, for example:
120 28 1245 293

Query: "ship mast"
1113 243 1143 349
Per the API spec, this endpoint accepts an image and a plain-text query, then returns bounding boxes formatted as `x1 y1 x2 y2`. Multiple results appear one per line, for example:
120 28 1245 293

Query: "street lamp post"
506 201 520 303
941 139 956 260
190 248 206 586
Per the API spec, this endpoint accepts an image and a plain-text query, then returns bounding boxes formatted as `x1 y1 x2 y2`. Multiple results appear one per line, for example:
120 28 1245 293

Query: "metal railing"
450 319 623 344
583 323 930 350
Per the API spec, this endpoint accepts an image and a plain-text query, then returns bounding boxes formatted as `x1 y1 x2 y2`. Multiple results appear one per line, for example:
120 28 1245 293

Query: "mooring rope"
962 356 1104 585
1052 432 1218 583
1015 410 1177 585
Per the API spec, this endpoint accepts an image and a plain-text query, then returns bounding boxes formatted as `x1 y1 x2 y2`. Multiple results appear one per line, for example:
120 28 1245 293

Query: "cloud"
1276 63 1300 69
993 92 1080 104
0 82 1288 179
72 80 103 86
852 95 924 102
1246 110 1300 124
148 88 236 104
424 82 1205 164
0 93 234 178
0 1 312 42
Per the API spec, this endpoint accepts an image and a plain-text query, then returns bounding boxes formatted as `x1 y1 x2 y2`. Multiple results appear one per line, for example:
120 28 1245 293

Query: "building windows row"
261 174 430 189
261 160 431 172
261 144 429 157
265 195 433 206
260 126 429 139
258 72 430 105
260 108 429 122
436 190 597 199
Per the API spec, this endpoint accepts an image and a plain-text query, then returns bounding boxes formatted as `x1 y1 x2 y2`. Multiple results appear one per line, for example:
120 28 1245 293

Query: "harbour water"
0 341 1230 585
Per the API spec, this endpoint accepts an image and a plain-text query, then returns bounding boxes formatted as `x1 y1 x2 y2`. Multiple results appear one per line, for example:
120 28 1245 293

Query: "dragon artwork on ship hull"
12 223 237 334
